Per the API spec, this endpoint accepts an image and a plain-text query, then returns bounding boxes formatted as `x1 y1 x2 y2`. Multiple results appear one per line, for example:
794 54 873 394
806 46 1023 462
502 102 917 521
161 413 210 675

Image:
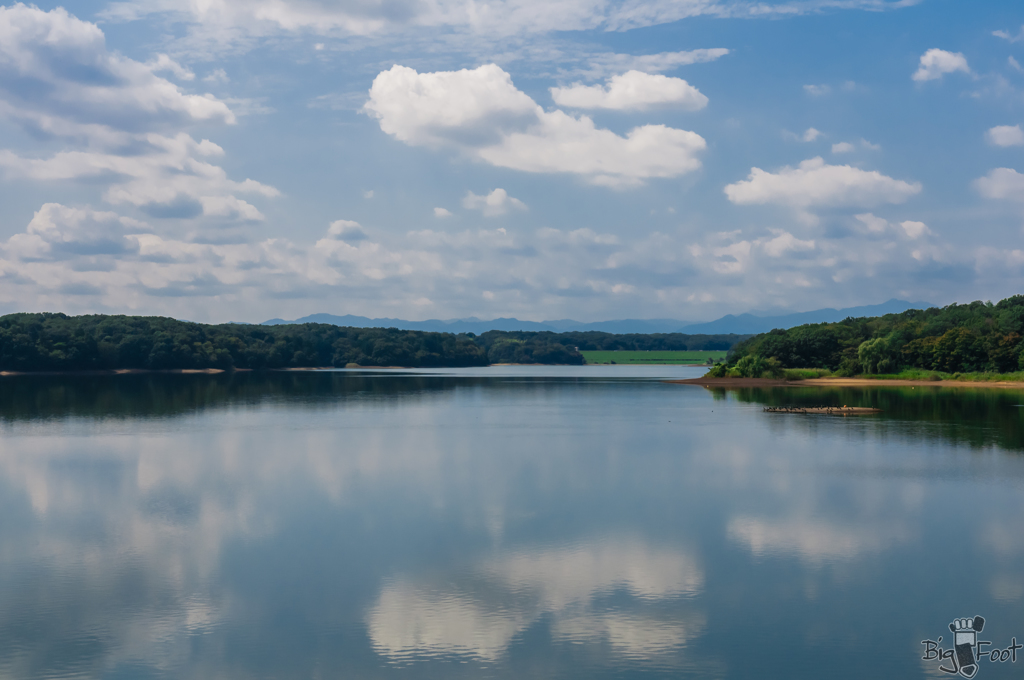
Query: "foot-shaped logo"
950 616 986 679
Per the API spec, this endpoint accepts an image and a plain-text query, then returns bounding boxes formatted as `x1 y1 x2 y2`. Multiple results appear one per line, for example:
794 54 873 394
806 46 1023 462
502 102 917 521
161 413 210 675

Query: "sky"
0 0 1023 324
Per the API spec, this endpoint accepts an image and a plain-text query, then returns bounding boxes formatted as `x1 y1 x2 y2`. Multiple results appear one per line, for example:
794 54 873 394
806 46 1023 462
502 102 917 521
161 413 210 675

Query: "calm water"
1 367 1024 679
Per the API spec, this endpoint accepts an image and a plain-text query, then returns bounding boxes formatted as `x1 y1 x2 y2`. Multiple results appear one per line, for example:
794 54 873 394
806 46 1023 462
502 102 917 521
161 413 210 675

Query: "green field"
581 350 728 365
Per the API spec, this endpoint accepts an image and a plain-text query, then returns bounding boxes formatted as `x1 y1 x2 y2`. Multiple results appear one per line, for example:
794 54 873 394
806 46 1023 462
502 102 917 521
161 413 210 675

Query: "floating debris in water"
763 405 881 416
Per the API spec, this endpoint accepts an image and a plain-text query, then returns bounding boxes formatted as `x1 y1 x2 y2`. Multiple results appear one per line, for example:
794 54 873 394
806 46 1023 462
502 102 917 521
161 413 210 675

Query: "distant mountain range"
261 314 694 334
675 299 935 335
261 299 934 335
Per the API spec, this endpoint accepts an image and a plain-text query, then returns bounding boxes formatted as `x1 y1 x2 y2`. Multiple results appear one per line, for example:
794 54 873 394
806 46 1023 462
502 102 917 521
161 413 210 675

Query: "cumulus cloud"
0 198 999 326
364 64 706 187
550 71 708 111
853 213 889 234
203 68 230 84
462 188 527 216
0 5 275 223
912 48 970 82
831 142 855 154
900 220 930 239
761 230 815 257
146 53 195 81
974 168 1024 201
0 4 233 136
0 135 278 220
724 157 922 222
854 214 931 240
433 207 453 218
1011 57 1024 74
325 219 369 242
6 204 142 261
986 125 1024 147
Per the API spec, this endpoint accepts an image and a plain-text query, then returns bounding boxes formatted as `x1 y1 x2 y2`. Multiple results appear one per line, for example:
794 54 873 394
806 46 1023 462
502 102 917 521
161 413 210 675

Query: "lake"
1 366 1023 679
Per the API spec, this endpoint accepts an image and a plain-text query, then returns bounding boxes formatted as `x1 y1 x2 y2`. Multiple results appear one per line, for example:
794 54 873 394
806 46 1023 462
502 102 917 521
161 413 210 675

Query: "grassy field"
581 350 728 365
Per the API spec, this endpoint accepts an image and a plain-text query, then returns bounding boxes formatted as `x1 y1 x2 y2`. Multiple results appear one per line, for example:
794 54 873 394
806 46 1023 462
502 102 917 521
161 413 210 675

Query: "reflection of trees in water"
714 386 1024 452
0 373 563 422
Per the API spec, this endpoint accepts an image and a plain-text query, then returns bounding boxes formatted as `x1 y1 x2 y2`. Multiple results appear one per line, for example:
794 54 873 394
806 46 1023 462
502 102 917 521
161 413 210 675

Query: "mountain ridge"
262 299 934 335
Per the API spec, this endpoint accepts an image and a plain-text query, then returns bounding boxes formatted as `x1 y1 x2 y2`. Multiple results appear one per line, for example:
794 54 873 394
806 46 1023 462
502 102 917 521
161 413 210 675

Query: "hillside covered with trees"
0 313 750 371
716 295 1024 378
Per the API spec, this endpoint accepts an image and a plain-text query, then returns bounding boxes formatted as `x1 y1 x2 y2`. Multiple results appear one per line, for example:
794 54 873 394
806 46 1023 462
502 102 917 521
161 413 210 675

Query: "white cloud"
974 168 1024 201
852 213 930 239
364 64 537 147
146 54 195 81
203 68 230 84
0 5 273 223
900 220 931 239
550 70 708 111
0 135 278 220
0 5 234 136
100 0 917 45
572 49 729 80
802 128 822 142
993 26 1024 43
724 157 922 219
0 201 986 324
760 230 814 257
831 139 878 153
912 48 970 82
5 203 141 261
854 213 889 233
803 84 830 96
986 125 1024 147
433 207 453 218
1011 57 1023 74
364 64 706 187
462 189 527 216
325 219 368 242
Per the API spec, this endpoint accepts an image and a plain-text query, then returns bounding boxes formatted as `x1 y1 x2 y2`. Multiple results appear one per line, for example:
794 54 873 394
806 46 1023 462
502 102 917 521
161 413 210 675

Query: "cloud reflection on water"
367 538 705 663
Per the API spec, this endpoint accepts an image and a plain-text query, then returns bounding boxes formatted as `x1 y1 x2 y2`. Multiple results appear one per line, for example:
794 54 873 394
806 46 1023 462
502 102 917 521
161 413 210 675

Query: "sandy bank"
0 368 228 377
668 376 1024 389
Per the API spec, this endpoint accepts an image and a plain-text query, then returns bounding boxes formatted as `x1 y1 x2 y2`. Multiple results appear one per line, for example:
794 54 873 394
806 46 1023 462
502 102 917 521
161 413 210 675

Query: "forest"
0 313 750 371
717 295 1024 377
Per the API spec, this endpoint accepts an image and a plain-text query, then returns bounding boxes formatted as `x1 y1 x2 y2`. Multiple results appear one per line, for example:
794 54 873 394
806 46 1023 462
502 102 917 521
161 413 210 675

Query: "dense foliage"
474 329 746 357
720 295 1024 377
0 314 488 371
0 314 751 371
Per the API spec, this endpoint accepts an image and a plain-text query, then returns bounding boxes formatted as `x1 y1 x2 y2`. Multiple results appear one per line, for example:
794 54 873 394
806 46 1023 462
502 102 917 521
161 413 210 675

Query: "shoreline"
668 376 1024 389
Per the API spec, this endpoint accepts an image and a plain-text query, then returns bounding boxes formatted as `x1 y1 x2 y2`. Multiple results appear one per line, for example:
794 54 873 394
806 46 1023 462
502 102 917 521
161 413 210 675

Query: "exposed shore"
0 368 231 377
669 376 1024 389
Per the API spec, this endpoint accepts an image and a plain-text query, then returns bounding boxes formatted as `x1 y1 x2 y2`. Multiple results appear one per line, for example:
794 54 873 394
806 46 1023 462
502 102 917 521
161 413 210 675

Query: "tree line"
0 313 750 371
716 295 1024 377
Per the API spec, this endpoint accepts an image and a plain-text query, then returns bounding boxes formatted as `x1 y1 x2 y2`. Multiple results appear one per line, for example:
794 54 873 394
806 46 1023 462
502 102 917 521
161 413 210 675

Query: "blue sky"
0 0 1023 323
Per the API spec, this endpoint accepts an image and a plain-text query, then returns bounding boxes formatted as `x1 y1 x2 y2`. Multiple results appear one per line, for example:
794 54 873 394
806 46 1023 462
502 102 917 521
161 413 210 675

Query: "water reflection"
0 371 1022 678
368 539 704 663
